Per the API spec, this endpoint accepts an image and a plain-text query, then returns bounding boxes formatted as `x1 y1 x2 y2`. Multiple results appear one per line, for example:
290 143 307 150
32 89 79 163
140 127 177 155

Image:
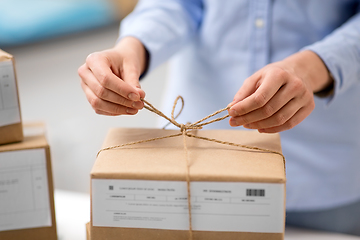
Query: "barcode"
246 189 265 197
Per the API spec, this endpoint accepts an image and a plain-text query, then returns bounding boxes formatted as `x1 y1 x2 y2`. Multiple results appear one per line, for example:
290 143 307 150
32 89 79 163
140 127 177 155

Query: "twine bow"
97 96 285 240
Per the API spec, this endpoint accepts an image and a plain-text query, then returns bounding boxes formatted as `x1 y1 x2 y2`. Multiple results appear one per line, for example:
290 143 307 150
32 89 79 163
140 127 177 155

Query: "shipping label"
0 60 21 128
0 149 52 231
92 179 284 233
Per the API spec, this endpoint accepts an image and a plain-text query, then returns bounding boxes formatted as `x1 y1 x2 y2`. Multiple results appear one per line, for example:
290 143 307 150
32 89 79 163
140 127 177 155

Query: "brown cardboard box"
0 123 57 240
110 0 138 19
86 222 91 240
0 49 23 145
91 128 286 240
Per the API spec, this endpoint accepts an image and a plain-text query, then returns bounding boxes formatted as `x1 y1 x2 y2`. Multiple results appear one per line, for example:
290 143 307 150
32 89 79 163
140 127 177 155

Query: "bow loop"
141 96 228 133
171 96 185 122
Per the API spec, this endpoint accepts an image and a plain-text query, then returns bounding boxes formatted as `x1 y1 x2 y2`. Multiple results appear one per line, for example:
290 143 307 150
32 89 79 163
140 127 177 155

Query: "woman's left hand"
228 50 333 133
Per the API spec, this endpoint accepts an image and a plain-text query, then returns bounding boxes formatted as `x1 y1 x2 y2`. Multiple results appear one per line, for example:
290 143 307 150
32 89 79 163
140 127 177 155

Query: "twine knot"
180 123 202 134
180 124 186 133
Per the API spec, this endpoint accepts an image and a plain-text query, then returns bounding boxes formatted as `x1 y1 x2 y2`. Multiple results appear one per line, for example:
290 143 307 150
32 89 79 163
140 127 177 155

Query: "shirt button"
255 18 265 28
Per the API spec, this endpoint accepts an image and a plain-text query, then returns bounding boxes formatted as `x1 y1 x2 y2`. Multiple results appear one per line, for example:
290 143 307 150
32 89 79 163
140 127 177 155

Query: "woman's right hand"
78 37 147 116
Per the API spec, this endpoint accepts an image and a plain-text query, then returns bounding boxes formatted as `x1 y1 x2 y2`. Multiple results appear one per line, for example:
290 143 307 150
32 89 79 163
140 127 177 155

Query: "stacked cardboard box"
0 123 57 240
110 0 138 19
0 48 57 240
89 128 286 240
0 49 23 145
86 222 90 240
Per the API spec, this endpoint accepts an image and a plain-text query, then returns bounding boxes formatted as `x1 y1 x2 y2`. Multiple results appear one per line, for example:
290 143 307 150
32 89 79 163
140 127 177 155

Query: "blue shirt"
120 0 360 210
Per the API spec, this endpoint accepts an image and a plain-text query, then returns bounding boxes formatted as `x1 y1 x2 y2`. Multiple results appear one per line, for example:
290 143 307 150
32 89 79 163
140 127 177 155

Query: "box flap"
91 128 285 183
0 49 12 61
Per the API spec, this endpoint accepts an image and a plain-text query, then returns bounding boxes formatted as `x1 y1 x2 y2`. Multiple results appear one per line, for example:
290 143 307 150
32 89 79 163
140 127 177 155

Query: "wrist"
284 50 334 94
115 36 149 75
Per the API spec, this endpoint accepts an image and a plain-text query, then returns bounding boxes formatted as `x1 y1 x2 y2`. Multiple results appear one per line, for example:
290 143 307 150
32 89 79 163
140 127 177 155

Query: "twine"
97 96 285 240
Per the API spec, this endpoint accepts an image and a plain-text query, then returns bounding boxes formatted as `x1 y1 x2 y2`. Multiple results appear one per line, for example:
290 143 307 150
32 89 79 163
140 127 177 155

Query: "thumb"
122 63 146 99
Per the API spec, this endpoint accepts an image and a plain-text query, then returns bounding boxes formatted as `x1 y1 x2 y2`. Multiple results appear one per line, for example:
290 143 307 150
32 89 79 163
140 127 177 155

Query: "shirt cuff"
301 47 338 105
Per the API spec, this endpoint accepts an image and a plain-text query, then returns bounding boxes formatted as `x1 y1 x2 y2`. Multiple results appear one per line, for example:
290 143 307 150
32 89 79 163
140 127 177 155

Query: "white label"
0 60 21 127
92 179 284 233
0 149 52 232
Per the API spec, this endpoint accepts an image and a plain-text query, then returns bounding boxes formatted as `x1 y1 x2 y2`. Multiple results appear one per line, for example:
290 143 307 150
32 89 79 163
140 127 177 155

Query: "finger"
79 66 144 109
240 98 300 129
122 59 146 99
229 83 294 126
94 108 138 116
256 106 313 133
86 53 141 101
81 80 139 115
93 110 120 116
229 70 286 117
242 95 314 131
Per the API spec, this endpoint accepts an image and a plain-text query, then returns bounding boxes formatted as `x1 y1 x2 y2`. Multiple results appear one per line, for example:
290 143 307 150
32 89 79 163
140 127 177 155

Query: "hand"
228 50 333 133
78 37 147 116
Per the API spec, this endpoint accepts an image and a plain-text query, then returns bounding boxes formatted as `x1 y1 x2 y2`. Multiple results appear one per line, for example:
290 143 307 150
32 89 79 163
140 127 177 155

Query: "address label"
0 60 21 128
92 179 285 233
0 149 52 232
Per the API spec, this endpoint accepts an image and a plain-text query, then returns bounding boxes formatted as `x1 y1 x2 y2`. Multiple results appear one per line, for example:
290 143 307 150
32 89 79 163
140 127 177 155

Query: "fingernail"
132 101 143 109
229 109 239 116
126 108 137 114
128 93 139 101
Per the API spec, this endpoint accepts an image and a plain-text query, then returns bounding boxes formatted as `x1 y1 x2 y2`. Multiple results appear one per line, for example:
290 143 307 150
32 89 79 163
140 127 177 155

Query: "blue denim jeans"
286 199 360 236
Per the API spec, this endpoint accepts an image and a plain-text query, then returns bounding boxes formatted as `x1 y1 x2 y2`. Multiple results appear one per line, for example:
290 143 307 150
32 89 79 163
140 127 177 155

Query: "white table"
55 190 90 240
55 190 360 240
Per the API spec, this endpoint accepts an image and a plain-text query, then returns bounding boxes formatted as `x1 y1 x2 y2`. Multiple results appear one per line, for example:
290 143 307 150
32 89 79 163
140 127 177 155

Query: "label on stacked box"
0 60 21 128
0 149 52 231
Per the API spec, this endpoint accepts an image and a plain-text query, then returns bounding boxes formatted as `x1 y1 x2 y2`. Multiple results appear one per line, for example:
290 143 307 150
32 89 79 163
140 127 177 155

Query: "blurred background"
1 0 168 194
3 2 360 240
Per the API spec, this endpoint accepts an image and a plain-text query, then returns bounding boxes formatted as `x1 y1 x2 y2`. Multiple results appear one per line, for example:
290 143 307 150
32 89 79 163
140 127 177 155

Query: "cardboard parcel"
110 0 138 19
0 123 57 240
90 128 286 240
0 49 23 145
86 222 90 240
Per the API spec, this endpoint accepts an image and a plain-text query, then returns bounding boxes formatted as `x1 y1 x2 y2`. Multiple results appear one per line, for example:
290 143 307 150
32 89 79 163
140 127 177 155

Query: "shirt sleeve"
303 11 360 104
118 0 203 73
